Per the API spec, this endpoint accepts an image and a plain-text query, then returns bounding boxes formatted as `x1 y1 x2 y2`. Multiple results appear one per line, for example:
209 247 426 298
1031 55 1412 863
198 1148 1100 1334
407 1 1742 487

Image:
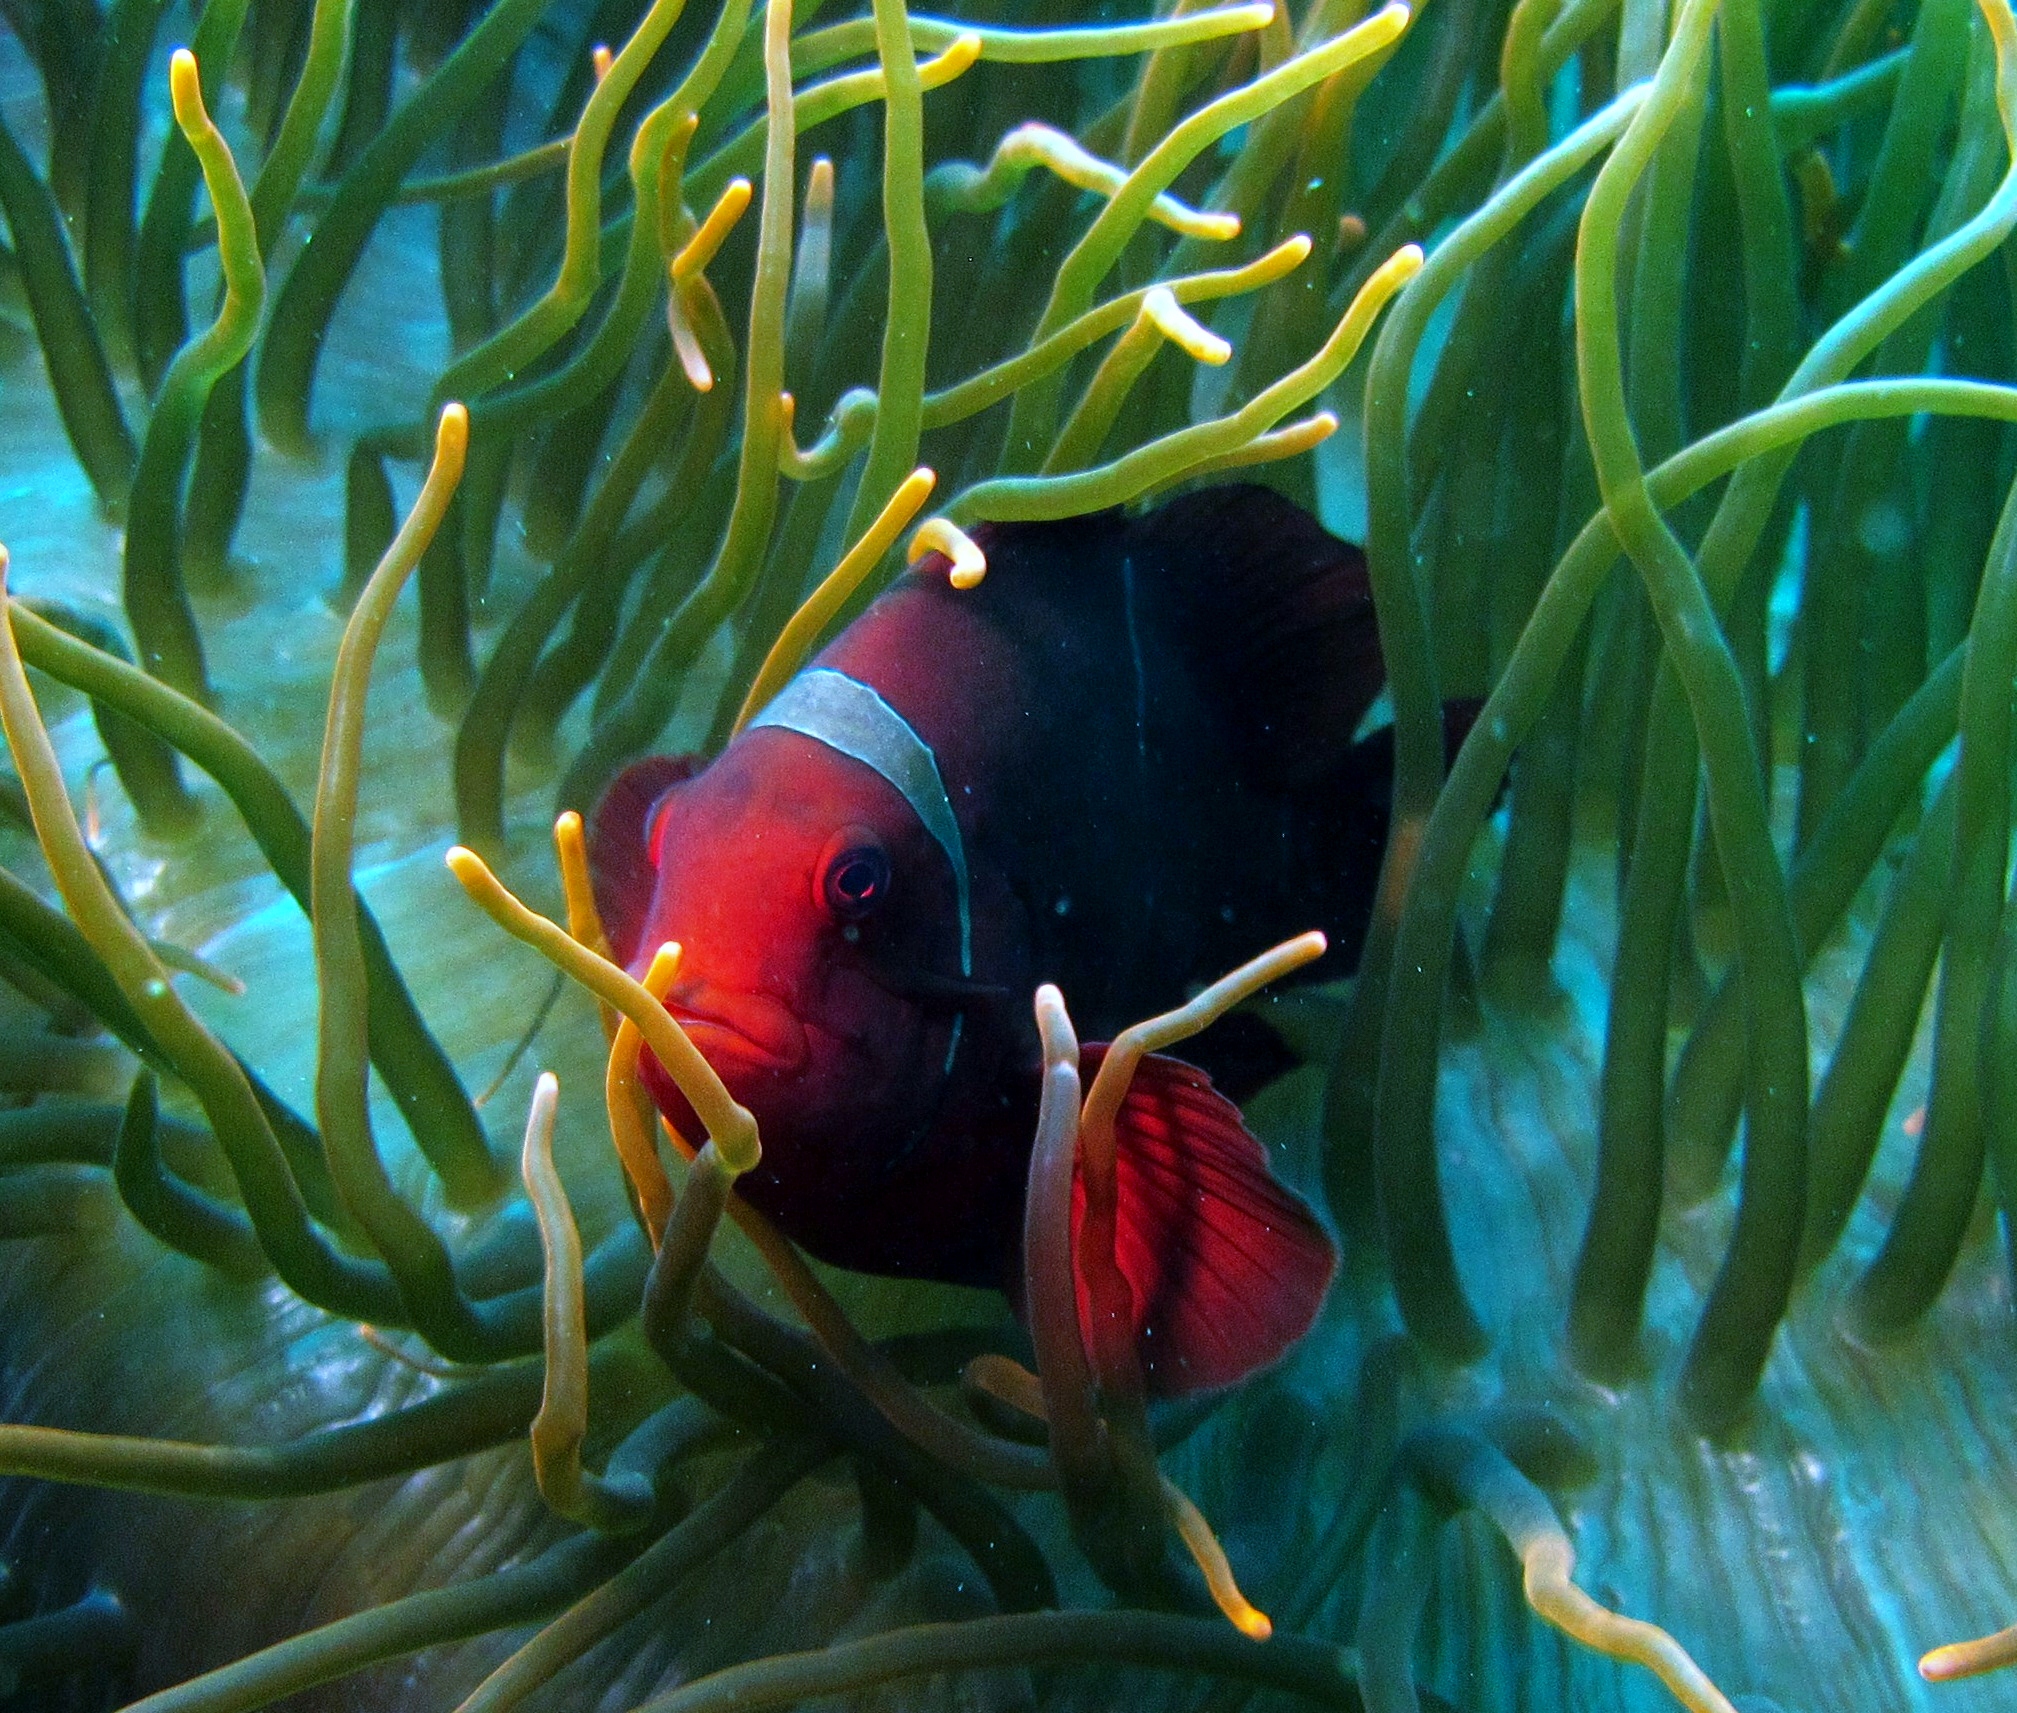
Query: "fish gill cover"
0 0 2012 1707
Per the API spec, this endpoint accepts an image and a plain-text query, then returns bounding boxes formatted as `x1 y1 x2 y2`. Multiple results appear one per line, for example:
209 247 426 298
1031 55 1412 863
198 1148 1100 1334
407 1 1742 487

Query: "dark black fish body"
847 485 1395 1054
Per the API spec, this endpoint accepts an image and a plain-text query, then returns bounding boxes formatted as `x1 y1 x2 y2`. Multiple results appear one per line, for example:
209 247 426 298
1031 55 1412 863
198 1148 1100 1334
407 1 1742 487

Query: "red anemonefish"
589 484 1416 1397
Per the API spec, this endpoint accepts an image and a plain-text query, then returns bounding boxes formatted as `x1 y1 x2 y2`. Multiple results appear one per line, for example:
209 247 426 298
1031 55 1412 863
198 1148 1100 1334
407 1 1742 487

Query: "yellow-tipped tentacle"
553 809 618 1043
523 1070 655 1532
735 466 938 733
1146 411 1339 495
1024 983 1109 1499
938 122 1239 241
1922 1623 2017 1682
1079 930 1325 1175
672 177 754 283
962 1351 1268 1639
605 945 684 1245
907 516 988 588
1521 1533 1737 1713
444 849 760 1174
1160 1474 1273 1640
552 810 612 961
963 1352 1049 1421
1142 287 1231 364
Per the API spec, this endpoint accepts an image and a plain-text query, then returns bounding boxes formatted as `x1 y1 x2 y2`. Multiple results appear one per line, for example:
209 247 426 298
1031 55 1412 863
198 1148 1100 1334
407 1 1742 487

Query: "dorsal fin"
587 752 701 967
1127 484 1384 792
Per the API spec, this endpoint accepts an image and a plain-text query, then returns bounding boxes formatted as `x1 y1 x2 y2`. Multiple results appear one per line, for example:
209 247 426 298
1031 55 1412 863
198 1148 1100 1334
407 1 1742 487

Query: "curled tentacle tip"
909 517 987 588
1145 288 1232 365
1233 1608 1274 1642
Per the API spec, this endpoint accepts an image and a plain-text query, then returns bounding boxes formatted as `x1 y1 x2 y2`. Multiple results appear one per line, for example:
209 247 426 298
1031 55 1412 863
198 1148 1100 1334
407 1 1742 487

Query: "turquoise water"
3 2 2017 1708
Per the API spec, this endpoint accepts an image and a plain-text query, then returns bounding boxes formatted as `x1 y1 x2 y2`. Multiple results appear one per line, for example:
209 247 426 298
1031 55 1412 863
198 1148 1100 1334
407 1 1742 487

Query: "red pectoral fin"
1073 1048 1336 1398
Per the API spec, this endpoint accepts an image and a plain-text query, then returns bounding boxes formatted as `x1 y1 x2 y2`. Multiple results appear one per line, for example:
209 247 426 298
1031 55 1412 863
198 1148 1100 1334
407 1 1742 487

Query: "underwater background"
3 0 2017 1706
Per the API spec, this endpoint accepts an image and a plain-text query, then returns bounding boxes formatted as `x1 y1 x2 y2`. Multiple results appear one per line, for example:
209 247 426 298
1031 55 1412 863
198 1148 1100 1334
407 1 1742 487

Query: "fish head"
600 730 977 1188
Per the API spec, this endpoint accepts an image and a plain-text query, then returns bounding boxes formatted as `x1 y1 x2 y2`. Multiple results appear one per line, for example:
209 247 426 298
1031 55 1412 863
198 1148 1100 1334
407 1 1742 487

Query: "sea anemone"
1 0 2016 1707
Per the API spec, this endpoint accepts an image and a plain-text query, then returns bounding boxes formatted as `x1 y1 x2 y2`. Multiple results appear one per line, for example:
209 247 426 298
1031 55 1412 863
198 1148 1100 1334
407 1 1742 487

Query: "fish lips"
667 1005 807 1075
636 994 806 1134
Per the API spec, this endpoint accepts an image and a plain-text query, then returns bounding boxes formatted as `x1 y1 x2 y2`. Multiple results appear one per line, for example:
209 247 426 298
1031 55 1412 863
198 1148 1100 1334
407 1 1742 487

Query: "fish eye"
816 828 891 923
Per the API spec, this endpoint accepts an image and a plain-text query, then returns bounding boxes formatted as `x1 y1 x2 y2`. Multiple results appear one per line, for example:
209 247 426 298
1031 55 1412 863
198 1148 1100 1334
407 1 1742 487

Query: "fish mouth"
661 993 807 1075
